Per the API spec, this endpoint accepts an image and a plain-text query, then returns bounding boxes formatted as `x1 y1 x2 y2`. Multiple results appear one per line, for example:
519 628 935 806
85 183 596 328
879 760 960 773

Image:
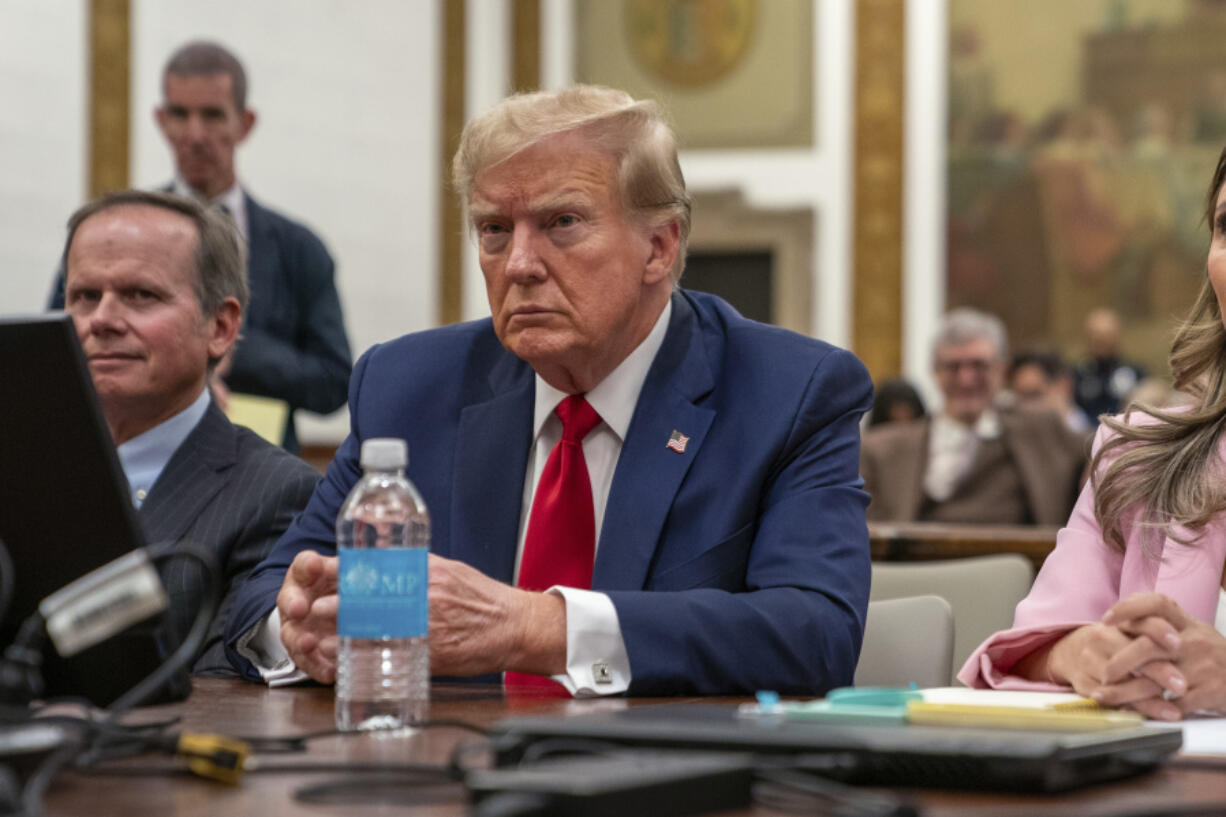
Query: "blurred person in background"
1009 349 1093 434
1073 307 1146 424
867 378 927 428
50 40 352 453
861 308 1086 525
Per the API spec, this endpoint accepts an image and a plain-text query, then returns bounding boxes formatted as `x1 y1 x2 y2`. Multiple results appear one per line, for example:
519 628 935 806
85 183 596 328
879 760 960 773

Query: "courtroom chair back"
854 595 954 688
870 554 1035 681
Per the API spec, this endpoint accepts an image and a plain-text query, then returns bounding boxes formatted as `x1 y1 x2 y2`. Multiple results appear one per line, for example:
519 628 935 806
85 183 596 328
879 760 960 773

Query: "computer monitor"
0 314 187 705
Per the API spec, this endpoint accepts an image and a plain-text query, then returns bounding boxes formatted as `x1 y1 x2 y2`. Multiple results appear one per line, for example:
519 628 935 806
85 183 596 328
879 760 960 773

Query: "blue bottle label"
337 548 428 638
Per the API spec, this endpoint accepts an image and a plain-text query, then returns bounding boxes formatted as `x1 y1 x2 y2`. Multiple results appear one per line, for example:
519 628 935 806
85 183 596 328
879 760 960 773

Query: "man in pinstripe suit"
61 189 319 674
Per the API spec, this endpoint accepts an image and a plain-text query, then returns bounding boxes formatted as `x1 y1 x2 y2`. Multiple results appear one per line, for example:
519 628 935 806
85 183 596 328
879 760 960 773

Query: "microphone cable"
101 539 220 720
2 540 222 817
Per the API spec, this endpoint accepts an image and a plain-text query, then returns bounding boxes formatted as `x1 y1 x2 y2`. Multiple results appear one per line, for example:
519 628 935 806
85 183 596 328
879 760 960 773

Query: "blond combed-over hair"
451 85 692 280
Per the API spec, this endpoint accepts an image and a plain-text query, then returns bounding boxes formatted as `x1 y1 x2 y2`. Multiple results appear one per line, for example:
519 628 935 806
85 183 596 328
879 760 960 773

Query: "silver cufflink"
592 662 613 684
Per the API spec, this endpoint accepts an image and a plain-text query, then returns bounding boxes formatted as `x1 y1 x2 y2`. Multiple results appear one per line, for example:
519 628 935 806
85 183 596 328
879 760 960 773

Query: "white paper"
919 687 1086 707
1173 717 1226 756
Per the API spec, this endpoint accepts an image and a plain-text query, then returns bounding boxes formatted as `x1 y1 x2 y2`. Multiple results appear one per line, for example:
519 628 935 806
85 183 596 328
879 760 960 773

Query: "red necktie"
506 394 602 693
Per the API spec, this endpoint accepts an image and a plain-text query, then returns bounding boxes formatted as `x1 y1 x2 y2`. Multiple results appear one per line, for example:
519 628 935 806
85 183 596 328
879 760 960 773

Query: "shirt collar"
933 407 1001 441
117 387 211 507
532 299 673 441
171 177 247 239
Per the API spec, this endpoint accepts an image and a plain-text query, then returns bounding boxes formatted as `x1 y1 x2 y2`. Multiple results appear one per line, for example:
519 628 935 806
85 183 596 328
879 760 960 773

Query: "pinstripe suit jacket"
141 400 319 675
221 193 352 452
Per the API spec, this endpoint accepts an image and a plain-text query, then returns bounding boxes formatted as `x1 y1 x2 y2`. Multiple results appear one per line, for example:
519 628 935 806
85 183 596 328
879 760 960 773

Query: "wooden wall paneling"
89 0 131 198
440 0 467 325
853 0 905 381
513 0 541 92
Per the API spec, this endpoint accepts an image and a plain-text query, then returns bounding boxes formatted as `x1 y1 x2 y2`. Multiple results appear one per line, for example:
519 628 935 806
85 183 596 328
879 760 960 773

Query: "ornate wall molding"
440 0 467 325
89 0 130 198
688 190 813 336
853 0 905 381
513 0 541 92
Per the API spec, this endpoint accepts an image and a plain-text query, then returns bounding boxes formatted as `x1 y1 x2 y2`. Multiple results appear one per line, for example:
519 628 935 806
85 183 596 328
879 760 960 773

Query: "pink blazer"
957 423 1226 690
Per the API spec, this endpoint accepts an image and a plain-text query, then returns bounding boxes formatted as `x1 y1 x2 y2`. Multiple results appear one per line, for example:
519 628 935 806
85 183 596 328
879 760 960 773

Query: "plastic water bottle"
334 438 430 731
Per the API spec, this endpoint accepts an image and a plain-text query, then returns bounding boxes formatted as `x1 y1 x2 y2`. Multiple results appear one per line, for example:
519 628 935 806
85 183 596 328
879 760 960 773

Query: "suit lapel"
998 412 1053 524
243 193 273 278
449 353 534 583
594 293 716 591
139 402 235 547
897 420 929 521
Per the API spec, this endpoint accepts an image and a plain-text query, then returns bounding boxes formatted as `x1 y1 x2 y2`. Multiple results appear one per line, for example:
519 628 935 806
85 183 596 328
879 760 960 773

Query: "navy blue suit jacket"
49 191 352 452
226 290 873 695
223 193 352 451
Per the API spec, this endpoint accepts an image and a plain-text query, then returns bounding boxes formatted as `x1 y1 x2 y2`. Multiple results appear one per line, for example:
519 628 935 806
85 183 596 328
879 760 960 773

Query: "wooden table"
35 679 1226 816
869 522 1060 574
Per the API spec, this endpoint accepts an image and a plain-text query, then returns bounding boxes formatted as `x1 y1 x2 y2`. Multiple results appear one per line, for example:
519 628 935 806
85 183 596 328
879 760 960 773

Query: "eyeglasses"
935 358 996 375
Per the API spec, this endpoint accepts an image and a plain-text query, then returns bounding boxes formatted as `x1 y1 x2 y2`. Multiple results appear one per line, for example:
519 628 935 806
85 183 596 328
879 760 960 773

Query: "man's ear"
237 109 257 144
206 297 243 361
643 220 681 286
154 105 169 137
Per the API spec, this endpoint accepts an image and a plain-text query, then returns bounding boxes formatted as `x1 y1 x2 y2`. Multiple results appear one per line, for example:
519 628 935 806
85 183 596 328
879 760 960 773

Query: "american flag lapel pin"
666 429 690 454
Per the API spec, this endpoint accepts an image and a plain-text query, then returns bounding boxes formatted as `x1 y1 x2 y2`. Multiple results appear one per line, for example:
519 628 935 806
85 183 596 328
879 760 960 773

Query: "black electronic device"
489 702 1184 793
467 751 756 817
0 314 189 706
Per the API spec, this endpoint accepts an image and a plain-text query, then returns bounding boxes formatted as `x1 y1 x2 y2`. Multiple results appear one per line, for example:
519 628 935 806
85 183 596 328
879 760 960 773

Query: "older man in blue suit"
226 86 873 696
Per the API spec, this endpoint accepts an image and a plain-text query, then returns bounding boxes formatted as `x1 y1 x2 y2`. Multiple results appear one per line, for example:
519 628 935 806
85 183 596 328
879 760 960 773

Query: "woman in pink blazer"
958 145 1226 721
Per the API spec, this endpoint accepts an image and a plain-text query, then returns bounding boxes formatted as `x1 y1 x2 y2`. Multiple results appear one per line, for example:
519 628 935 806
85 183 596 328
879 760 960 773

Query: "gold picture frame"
574 0 814 149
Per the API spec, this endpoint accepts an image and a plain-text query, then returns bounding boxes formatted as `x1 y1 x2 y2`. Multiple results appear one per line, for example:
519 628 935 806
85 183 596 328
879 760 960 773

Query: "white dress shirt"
242 301 674 695
923 410 1001 502
519 299 672 695
172 178 248 240
116 387 210 508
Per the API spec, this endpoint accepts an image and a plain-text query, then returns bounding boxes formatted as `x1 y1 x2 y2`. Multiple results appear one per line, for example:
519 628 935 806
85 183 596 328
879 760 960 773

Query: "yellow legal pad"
224 392 290 445
905 701 1145 732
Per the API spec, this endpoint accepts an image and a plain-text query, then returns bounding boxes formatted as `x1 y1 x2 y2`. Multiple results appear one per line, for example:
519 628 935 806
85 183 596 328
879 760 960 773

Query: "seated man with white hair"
862 308 1087 526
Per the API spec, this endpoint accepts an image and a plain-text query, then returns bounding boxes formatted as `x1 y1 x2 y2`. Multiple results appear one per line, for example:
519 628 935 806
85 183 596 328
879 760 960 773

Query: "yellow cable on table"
177 733 251 784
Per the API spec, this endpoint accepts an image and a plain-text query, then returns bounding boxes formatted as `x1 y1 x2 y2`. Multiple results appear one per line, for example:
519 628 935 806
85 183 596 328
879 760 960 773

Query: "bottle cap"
359 438 408 470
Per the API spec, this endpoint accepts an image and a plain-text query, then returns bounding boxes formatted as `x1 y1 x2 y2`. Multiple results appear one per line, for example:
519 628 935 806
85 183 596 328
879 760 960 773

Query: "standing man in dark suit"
51 41 352 453
1073 307 1146 424
62 189 319 674
227 86 873 696
861 308 1087 525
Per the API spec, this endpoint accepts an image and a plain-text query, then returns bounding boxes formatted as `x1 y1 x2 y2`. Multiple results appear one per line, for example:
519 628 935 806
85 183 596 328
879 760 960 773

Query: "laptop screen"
0 314 182 704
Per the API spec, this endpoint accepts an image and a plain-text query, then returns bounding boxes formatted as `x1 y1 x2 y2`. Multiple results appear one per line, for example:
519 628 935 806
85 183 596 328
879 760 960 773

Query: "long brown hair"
1093 144 1226 550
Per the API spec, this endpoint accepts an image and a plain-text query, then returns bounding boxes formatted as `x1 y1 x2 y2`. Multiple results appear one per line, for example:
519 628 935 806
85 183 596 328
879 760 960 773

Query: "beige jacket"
860 408 1089 526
